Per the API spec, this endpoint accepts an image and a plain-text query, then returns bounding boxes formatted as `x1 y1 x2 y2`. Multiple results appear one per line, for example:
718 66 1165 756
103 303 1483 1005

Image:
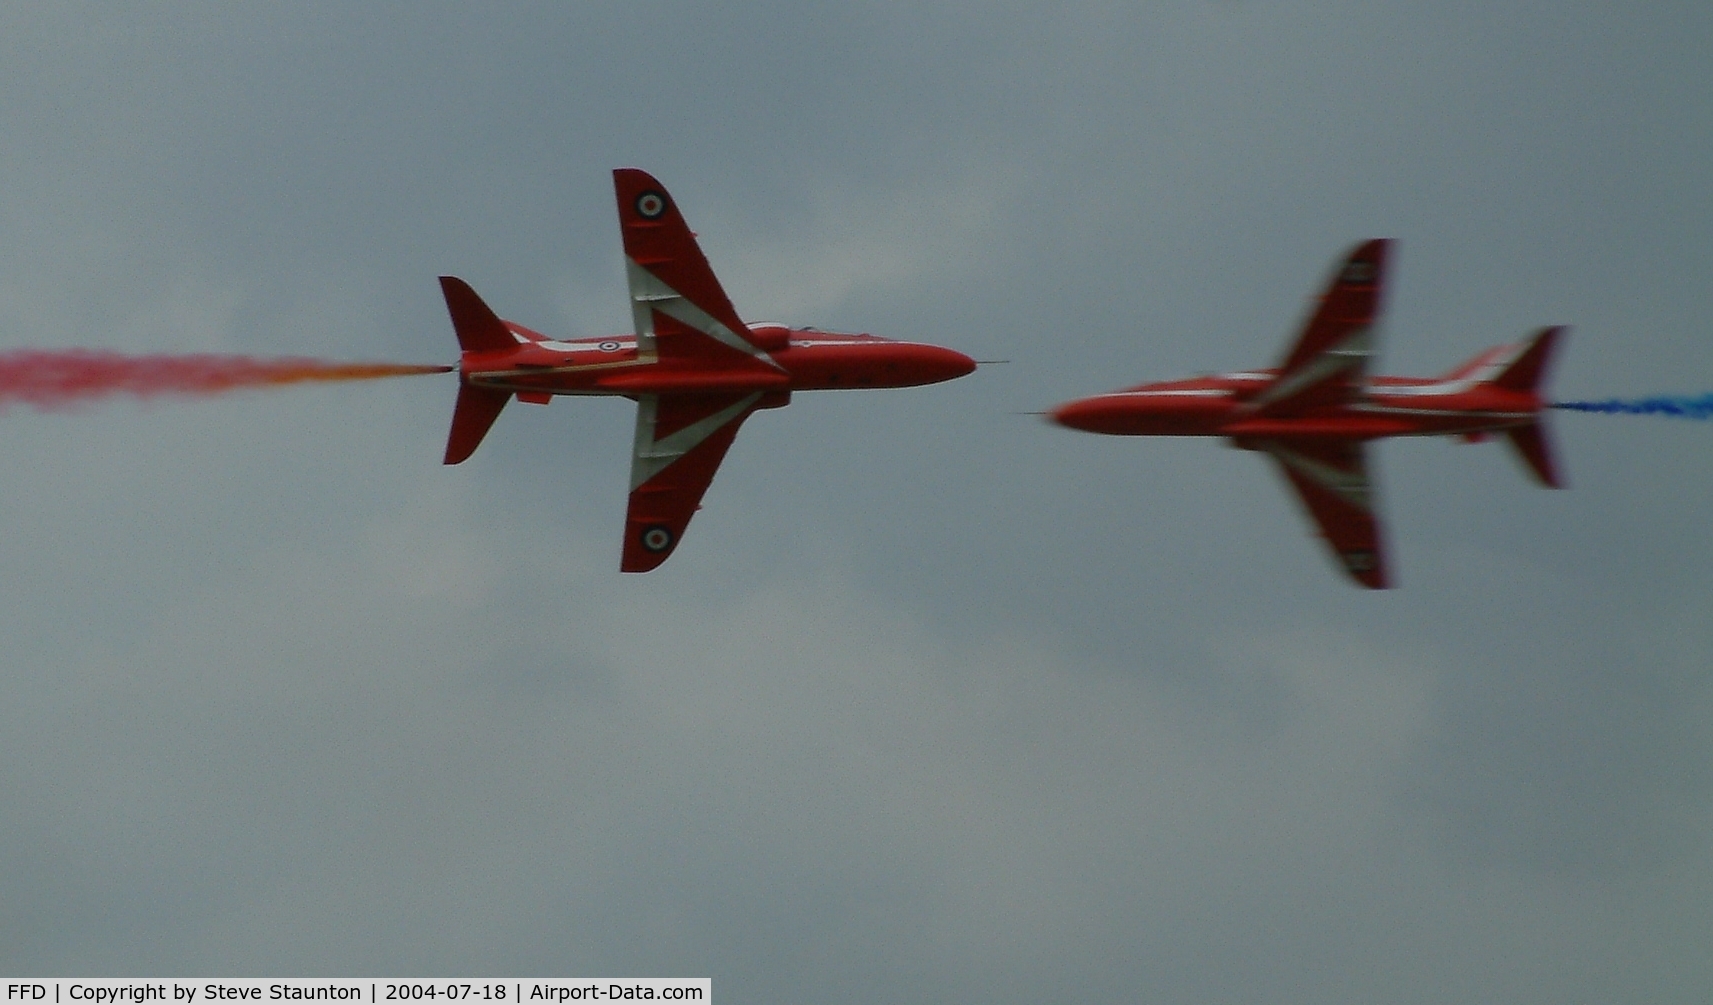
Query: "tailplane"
438 276 515 464
444 384 509 465
1502 421 1562 488
1494 326 1568 488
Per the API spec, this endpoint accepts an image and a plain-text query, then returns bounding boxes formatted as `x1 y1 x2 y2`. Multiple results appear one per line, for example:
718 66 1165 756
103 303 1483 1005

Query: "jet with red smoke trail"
440 168 977 572
1048 239 1565 589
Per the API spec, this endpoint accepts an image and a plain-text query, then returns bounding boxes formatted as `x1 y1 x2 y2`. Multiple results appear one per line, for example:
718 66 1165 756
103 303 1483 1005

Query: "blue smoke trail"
1551 394 1713 419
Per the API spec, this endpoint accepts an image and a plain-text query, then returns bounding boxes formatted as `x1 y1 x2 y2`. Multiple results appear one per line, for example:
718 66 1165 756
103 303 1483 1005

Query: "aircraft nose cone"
1048 397 1105 431
942 347 979 381
907 344 977 385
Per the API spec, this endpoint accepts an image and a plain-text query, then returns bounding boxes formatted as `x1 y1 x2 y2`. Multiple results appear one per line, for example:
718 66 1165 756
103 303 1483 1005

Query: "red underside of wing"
1279 239 1389 373
614 168 752 345
620 395 756 573
1267 439 1389 589
1260 239 1390 416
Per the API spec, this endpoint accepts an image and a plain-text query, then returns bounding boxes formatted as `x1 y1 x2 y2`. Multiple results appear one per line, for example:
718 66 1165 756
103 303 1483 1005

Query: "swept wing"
611 168 780 570
1254 437 1389 589
1249 239 1390 415
614 167 782 372
622 392 762 572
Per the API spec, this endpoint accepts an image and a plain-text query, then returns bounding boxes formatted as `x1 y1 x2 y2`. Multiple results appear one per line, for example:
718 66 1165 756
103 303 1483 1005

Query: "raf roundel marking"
640 525 674 553
598 340 622 352
636 190 668 219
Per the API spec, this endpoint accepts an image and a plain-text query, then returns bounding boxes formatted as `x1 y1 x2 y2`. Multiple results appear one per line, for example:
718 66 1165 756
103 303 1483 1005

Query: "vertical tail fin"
1493 325 1566 394
439 276 518 353
1442 326 1568 385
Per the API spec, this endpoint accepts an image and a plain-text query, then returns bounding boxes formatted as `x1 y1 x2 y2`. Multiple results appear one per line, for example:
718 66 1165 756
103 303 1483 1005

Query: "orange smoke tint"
0 350 452 410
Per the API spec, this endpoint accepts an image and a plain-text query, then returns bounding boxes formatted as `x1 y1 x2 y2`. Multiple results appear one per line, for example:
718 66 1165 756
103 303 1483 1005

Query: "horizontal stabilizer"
444 384 510 464
1503 420 1564 488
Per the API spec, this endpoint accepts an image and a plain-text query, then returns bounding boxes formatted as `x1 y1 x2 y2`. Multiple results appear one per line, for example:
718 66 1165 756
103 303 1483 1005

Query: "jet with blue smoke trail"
1049 239 1567 589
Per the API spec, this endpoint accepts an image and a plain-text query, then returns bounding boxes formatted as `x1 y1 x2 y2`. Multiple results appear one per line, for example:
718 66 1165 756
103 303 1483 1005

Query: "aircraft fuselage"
462 325 975 400
1052 370 1542 442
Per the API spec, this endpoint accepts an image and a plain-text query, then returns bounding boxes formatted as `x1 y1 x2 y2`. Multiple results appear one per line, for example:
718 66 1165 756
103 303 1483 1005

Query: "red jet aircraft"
1049 239 1565 588
439 168 976 571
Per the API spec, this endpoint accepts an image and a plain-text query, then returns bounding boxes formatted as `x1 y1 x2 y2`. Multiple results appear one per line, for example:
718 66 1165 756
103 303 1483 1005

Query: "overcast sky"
1 3 1710 1000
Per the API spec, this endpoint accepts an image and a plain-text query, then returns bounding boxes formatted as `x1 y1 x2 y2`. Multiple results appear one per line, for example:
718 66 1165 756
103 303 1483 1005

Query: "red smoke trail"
0 350 451 411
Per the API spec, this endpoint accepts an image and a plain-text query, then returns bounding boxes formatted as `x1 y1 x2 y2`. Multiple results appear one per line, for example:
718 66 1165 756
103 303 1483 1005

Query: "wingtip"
1340 552 1390 589
613 167 671 206
1338 238 1393 283
620 524 677 573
